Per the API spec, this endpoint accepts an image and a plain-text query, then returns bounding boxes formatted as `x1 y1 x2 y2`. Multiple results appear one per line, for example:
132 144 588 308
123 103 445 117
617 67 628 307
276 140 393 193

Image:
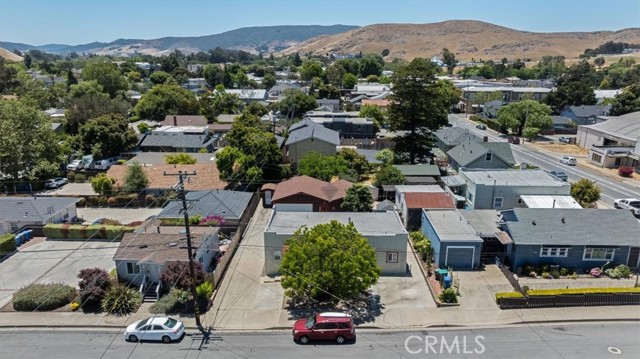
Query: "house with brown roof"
106 163 226 194
265 176 353 212
402 192 456 230
113 227 219 288
161 115 208 127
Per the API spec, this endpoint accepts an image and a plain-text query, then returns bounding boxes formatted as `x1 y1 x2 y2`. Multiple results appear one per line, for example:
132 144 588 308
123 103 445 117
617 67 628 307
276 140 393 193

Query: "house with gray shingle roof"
156 190 254 228
447 141 516 171
433 127 481 152
500 208 640 272
0 197 80 235
139 126 216 153
285 119 340 164
561 105 611 126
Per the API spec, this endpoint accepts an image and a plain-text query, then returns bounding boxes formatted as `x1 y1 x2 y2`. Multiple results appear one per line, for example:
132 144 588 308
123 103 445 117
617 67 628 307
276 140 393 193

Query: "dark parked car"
293 312 355 344
508 136 520 144
476 124 487 130
548 170 568 181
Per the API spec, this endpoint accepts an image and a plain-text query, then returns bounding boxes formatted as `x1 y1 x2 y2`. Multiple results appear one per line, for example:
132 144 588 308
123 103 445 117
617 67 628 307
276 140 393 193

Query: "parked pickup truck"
613 198 640 217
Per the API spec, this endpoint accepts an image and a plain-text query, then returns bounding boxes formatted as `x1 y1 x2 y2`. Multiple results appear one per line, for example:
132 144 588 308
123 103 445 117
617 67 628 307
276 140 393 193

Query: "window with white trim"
10 222 19 232
126 262 140 275
274 250 282 261
485 153 493 161
493 197 503 208
583 247 615 261
540 246 569 257
386 252 398 263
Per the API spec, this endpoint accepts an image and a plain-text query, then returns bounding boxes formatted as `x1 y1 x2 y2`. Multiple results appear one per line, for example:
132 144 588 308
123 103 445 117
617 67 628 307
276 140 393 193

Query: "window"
583 248 615 261
10 222 19 232
386 252 398 263
540 246 569 257
126 262 140 275
152 325 163 330
468 192 473 201
493 197 503 208
517 198 524 204
485 153 493 161
274 250 282 261
591 153 602 163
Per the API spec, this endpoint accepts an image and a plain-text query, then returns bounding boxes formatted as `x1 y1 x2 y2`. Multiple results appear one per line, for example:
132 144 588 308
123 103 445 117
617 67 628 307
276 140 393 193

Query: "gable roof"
0 197 80 222
566 105 611 118
393 164 441 177
502 208 640 246
285 121 340 146
266 211 406 236
106 163 226 191
461 169 570 188
447 141 516 167
404 192 455 209
139 134 215 150
581 111 640 142
551 116 573 125
162 115 208 127
433 127 480 146
157 190 253 220
271 176 352 203
114 228 218 263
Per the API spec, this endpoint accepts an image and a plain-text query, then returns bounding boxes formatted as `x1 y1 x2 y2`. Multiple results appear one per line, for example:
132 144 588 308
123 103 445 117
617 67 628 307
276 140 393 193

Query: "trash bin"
443 274 452 289
26 229 33 241
436 268 449 281
15 233 23 247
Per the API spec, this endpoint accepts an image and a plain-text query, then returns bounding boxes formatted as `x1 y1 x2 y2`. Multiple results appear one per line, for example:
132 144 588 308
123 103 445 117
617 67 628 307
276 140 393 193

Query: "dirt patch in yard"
528 142 588 156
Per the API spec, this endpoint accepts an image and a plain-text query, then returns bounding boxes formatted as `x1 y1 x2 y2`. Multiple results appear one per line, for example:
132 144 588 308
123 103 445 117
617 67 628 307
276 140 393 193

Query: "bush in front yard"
618 166 634 177
77 268 112 306
13 283 75 311
149 288 190 314
74 174 86 183
0 233 17 255
101 284 141 316
160 261 205 290
438 288 458 304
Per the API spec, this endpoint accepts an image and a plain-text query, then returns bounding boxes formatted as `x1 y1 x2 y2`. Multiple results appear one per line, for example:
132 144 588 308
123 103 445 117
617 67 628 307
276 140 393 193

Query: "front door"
628 247 640 269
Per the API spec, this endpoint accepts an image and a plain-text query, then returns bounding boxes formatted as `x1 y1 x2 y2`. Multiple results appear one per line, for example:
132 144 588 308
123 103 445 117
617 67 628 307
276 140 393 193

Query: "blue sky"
1 0 638 45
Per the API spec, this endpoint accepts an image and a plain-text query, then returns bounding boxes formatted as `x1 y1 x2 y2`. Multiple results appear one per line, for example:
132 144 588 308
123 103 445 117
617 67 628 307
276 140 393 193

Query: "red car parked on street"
292 312 356 344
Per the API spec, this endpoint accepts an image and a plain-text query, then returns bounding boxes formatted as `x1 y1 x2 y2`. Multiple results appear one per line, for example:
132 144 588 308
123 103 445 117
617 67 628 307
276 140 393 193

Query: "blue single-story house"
500 208 640 272
421 209 483 269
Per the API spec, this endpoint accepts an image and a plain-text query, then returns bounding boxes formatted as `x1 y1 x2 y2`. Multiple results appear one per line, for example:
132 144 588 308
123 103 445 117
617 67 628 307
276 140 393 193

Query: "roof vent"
532 221 536 226
138 244 148 249
561 217 565 224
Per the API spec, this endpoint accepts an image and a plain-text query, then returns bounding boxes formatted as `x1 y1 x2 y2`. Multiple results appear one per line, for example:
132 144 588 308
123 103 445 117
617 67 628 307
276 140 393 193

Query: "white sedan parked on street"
560 156 577 166
124 317 185 343
613 198 640 217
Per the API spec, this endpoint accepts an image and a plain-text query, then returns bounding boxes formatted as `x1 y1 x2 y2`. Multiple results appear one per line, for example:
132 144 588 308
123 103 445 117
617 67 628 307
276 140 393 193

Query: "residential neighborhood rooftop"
423 209 483 242
394 185 444 194
448 141 516 167
285 121 340 146
459 210 500 237
404 192 455 209
270 176 352 203
157 190 253 220
582 111 640 142
393 164 441 177
107 163 226 191
127 152 217 165
461 169 569 187
0 196 80 222
114 229 218 263
519 195 582 209
265 211 407 236
161 115 208 127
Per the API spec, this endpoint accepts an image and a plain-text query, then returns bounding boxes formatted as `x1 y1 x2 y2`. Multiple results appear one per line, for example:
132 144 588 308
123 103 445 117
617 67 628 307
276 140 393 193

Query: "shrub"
527 287 640 296
528 271 537 278
77 268 112 305
75 174 86 183
0 233 17 254
77 197 86 207
67 171 76 181
165 153 197 165
618 166 634 177
522 285 530 294
199 215 225 227
539 264 550 273
101 284 141 316
13 283 75 311
196 281 214 299
469 114 483 122
495 292 525 303
70 301 80 311
608 264 632 279
560 267 569 277
107 197 117 206
541 271 551 279
43 224 134 240
438 288 458 304
550 270 560 279
144 194 156 204
117 159 127 165
160 262 205 290
98 196 108 206
149 288 190 314
522 264 534 276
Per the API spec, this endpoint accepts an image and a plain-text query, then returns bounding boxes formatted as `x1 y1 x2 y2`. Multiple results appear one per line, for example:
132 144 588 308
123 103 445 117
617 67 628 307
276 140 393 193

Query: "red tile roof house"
264 176 353 212
402 192 456 230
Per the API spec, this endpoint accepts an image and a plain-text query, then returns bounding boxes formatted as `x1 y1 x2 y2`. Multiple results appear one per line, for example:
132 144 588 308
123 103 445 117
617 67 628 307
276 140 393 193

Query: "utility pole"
164 170 202 330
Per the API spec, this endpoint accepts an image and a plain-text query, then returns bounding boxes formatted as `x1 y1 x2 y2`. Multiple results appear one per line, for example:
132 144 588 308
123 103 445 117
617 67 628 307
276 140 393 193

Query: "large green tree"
134 83 199 121
280 221 381 303
77 114 138 158
544 80 596 113
297 151 349 182
299 60 324 82
373 165 405 187
609 84 640 116
121 162 149 194
571 178 601 208
497 100 552 135
199 92 242 120
387 58 458 163
341 184 373 212
359 54 384 77
65 81 130 133
359 103 385 129
276 89 317 119
326 63 346 87
0 99 62 180
442 48 457 74
82 61 128 98
337 148 370 177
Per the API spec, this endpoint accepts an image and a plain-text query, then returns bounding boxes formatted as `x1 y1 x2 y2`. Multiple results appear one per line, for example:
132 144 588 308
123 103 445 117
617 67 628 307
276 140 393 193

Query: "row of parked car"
67 155 119 171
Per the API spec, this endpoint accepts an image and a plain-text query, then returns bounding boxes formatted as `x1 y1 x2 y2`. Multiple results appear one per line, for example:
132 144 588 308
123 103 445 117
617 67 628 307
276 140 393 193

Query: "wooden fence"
496 256 525 294
498 293 640 309
210 190 260 289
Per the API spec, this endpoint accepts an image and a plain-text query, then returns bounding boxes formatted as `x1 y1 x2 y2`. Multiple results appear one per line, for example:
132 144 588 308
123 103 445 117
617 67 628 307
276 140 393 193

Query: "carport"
421 209 483 270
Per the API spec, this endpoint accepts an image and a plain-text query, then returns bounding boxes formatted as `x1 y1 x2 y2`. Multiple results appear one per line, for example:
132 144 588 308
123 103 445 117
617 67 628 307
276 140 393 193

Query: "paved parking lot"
0 240 118 308
44 183 97 196
77 208 162 225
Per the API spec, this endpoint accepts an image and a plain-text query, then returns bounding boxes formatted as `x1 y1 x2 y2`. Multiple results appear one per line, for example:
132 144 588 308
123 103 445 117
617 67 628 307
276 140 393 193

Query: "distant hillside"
0 25 359 56
0 47 23 62
284 20 640 61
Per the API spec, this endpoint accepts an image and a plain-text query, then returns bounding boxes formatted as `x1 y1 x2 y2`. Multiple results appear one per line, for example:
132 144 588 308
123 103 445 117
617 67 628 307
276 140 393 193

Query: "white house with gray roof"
576 111 640 169
285 119 340 164
459 169 571 210
0 197 80 235
263 211 408 276
157 190 254 228
447 141 516 171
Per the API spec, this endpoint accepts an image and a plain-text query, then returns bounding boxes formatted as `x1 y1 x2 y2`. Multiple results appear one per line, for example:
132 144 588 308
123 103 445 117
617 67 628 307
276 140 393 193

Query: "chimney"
173 115 177 126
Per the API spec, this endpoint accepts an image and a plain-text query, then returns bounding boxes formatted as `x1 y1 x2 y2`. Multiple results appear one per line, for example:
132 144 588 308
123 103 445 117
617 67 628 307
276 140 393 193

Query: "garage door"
274 203 313 212
445 247 475 269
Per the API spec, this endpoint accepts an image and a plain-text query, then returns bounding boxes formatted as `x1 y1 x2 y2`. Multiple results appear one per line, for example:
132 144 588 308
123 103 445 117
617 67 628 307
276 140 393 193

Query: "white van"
93 157 119 170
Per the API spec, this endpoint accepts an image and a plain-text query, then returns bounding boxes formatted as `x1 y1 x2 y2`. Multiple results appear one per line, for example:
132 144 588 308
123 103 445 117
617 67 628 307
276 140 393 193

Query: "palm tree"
571 178 601 207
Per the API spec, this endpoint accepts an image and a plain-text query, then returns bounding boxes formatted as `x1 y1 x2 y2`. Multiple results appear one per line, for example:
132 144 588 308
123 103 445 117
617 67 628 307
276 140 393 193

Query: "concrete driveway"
453 265 514 310
45 183 97 196
0 240 118 308
77 208 162 225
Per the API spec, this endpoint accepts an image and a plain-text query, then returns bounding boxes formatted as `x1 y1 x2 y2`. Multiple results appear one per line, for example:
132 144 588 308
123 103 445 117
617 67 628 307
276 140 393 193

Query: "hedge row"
0 233 16 254
13 283 75 311
43 224 135 240
496 287 640 302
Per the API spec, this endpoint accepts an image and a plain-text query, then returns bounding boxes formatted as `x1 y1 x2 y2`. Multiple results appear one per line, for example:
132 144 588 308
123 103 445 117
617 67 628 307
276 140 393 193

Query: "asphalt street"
448 114 640 205
1 322 638 359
